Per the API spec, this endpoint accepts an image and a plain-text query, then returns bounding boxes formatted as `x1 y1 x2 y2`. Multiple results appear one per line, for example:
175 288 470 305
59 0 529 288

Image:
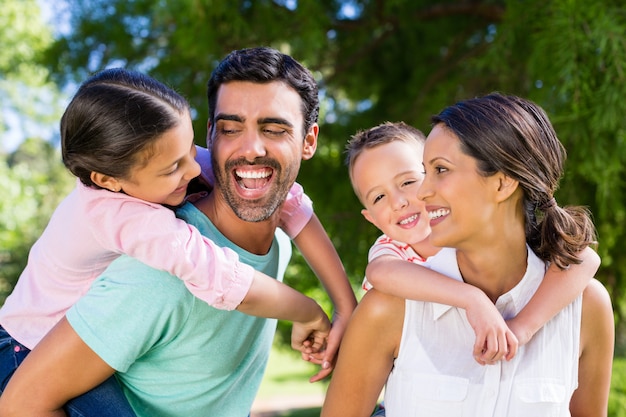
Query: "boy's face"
351 140 431 246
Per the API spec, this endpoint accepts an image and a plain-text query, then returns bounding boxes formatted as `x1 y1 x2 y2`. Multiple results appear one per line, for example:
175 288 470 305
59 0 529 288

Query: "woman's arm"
570 279 614 416
292 214 357 382
321 289 403 417
508 247 600 345
0 318 114 417
366 255 517 364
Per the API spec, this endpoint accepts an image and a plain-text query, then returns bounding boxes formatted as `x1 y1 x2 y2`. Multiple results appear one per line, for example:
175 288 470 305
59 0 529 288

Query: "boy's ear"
361 208 378 228
91 171 122 192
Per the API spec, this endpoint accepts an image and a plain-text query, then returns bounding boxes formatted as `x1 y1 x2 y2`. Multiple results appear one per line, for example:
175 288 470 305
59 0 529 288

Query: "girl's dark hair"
207 47 319 138
433 93 596 269
61 68 190 187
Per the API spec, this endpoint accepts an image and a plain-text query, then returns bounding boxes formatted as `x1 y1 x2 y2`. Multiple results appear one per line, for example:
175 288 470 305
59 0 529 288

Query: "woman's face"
419 124 502 250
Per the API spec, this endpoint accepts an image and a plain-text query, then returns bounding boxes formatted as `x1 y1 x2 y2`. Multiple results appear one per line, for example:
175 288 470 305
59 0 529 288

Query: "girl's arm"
292 214 358 382
321 289 402 417
0 318 114 417
570 279 614 416
507 247 601 345
366 256 517 364
236 270 332 354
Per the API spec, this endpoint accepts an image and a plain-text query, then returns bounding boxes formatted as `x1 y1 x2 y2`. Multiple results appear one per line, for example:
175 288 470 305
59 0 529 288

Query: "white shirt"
384 247 581 417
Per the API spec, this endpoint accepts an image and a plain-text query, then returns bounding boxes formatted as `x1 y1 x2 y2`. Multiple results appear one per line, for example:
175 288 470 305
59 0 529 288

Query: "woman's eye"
435 166 448 174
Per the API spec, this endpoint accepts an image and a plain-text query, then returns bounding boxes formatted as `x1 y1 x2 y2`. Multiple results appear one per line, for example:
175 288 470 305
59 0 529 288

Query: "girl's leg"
0 326 30 391
64 375 136 417
0 326 135 417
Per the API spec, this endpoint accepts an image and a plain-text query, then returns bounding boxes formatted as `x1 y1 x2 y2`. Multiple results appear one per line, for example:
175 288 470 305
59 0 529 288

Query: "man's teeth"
236 169 270 179
399 214 418 225
429 209 449 220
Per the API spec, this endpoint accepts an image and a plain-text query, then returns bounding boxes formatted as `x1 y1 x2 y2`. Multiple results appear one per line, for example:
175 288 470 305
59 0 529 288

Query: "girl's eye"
164 165 179 176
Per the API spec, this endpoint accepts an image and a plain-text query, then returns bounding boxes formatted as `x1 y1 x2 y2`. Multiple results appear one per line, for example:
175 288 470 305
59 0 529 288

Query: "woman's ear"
90 171 122 192
495 173 519 203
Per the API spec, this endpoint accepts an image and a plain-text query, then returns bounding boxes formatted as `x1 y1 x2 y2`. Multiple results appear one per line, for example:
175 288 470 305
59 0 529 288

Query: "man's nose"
240 131 267 160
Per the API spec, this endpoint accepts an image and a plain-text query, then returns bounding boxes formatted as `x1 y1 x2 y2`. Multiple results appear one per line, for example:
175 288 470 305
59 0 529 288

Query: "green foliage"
609 357 626 417
24 0 626 351
0 0 63 140
0 139 74 302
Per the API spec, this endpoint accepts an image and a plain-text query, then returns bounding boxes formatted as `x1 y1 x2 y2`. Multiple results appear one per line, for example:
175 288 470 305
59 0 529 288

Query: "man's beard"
213 156 296 222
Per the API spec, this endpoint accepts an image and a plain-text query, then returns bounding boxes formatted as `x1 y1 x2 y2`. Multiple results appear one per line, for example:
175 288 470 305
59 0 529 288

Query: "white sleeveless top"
384 247 582 417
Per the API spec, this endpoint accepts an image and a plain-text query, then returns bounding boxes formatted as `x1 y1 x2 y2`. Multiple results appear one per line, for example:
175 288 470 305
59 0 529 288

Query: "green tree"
42 0 626 351
0 0 72 300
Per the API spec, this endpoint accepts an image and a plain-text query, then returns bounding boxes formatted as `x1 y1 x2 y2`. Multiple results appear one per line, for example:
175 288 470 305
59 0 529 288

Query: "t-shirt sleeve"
362 236 410 292
278 182 314 239
87 192 254 311
66 256 193 372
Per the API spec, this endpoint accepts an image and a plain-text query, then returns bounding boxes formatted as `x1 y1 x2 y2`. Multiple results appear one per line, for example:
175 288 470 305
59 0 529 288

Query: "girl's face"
117 113 201 206
352 139 431 247
419 124 502 250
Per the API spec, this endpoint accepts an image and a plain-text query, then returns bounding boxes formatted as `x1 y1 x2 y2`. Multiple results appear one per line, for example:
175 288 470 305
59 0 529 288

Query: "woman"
321 93 614 416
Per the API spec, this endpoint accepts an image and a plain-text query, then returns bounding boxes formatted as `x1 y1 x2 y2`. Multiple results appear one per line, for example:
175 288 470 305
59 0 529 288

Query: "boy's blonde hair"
345 121 426 188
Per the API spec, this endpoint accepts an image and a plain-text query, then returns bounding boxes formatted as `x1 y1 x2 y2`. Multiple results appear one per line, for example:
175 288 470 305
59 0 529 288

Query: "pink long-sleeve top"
0 147 313 349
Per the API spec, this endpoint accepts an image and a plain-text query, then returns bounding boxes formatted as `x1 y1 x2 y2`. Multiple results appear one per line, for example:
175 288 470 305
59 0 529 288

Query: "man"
0 47 335 417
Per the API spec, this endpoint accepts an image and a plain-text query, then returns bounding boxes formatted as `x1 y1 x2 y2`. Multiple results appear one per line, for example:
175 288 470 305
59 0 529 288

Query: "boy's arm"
366 255 517 364
508 247 601 345
292 214 358 382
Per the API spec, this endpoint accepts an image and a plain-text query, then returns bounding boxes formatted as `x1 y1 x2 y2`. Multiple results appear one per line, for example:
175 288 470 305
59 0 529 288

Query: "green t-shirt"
67 202 291 417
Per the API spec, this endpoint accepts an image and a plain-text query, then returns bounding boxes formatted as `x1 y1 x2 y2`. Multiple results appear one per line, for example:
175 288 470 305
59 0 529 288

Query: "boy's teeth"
399 214 418 225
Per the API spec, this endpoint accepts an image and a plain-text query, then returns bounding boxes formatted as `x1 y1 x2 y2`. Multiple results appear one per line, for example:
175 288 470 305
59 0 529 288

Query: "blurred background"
1 0 625 414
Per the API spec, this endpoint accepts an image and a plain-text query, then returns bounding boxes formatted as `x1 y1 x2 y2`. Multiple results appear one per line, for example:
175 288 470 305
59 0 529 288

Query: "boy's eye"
372 194 384 204
402 179 417 187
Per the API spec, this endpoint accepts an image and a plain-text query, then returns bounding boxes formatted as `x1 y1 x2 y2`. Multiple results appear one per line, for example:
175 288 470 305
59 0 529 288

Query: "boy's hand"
465 290 518 365
505 317 534 347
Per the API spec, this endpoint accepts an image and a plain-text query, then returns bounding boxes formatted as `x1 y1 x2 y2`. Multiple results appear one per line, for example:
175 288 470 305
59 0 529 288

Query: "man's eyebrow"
258 117 293 128
215 114 244 123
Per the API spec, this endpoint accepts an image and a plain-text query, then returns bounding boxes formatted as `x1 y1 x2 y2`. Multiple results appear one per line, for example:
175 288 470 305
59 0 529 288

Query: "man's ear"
302 124 318 161
91 171 122 192
206 121 214 149
495 173 519 203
